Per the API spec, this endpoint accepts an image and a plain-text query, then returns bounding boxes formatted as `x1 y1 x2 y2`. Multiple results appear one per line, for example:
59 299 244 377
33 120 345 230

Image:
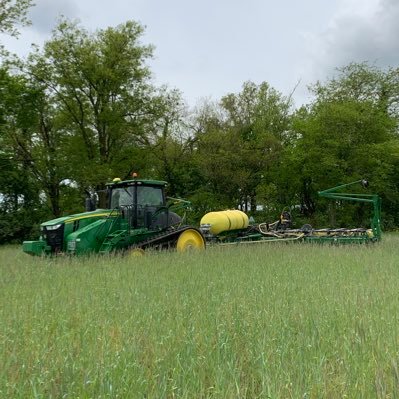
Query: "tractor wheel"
176 229 205 252
130 248 145 256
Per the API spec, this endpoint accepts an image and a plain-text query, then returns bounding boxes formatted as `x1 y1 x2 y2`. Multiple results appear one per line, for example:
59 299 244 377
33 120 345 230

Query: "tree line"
1 12 399 243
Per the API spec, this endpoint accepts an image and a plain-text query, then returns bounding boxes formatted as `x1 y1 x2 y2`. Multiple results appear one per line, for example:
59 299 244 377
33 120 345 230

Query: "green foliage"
0 0 32 37
285 64 399 227
0 154 49 243
191 82 292 214
24 19 167 198
311 62 399 118
0 67 68 217
2 15 399 243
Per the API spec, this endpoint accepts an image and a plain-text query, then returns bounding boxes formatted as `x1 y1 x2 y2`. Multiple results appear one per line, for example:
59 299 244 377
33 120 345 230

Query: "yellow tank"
200 210 249 235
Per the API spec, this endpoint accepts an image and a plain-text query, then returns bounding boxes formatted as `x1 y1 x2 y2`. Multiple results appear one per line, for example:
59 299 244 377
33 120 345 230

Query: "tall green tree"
192 81 292 213
225 81 292 212
0 68 69 217
25 19 159 202
285 63 399 227
0 68 55 242
312 62 399 120
141 89 198 197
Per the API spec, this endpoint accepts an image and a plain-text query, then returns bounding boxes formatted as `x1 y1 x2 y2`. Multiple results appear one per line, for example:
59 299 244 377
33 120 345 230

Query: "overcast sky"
1 0 399 108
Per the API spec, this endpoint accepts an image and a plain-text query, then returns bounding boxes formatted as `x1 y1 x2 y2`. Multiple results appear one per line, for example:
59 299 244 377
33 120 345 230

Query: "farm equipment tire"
176 229 205 252
129 248 145 256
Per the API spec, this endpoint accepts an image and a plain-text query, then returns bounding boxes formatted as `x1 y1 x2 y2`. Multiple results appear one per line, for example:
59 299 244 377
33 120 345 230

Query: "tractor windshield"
110 185 164 209
110 186 134 208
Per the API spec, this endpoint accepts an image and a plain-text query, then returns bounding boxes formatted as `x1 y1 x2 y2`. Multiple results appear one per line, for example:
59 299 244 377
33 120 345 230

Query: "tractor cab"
108 178 166 207
105 178 181 230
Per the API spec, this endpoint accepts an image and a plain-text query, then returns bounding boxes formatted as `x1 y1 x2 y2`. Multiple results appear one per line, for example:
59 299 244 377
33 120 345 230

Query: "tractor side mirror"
85 197 96 212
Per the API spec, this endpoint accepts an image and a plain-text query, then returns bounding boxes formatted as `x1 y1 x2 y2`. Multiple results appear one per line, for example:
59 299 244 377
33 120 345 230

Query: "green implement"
316 179 382 243
22 178 381 257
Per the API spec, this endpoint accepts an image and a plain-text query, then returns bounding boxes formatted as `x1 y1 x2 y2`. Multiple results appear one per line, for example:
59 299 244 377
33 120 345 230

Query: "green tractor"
23 177 206 256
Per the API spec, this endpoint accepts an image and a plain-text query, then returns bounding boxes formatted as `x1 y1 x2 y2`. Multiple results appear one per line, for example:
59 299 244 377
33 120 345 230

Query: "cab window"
137 186 164 206
110 186 134 208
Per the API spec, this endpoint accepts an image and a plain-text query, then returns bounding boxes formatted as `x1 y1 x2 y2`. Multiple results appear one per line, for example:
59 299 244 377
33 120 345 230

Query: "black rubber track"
130 226 205 251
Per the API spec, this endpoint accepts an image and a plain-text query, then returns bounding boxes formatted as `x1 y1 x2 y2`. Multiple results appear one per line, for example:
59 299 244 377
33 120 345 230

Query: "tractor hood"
41 209 112 227
23 209 114 256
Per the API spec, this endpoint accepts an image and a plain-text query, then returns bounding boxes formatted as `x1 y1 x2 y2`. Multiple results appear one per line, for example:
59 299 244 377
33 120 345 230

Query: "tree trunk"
47 183 61 217
329 202 336 227
250 194 257 213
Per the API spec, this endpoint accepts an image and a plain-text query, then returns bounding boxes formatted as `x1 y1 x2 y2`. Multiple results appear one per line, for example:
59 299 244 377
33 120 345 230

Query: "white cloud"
2 0 398 108
29 0 80 34
304 0 399 82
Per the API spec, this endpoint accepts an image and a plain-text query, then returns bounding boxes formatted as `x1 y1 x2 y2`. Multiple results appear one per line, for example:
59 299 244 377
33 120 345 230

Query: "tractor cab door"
135 185 166 229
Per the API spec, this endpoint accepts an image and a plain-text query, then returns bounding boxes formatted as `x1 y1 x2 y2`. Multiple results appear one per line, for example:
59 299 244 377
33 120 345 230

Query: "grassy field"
1 236 399 398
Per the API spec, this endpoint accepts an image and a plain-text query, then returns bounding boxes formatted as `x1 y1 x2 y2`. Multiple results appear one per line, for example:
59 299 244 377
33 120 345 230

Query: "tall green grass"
1 236 399 398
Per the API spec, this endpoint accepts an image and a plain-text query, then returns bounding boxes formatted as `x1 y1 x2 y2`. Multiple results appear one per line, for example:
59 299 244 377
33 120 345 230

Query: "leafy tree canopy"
0 0 33 37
